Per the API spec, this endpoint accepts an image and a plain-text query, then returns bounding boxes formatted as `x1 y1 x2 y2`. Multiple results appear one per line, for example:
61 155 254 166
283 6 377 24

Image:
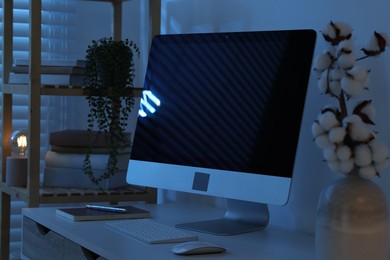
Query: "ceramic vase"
315 175 389 260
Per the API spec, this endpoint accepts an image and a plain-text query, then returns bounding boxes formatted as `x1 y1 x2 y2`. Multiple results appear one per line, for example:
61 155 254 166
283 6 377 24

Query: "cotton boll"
322 21 352 40
323 148 338 162
362 74 369 88
337 52 355 69
329 80 342 96
338 40 354 53
360 101 375 120
327 160 340 172
358 165 377 179
328 126 346 143
318 111 340 131
377 32 389 46
344 67 370 97
339 159 354 173
370 142 389 162
343 115 374 142
315 134 335 149
327 46 337 58
314 52 332 72
366 34 382 51
330 68 344 81
318 71 342 96
343 114 362 125
335 22 353 37
312 121 325 137
336 145 352 161
341 76 365 98
364 32 389 53
353 100 375 124
349 123 373 142
318 75 329 94
354 144 372 167
323 104 339 112
375 159 389 172
322 23 337 39
347 66 368 82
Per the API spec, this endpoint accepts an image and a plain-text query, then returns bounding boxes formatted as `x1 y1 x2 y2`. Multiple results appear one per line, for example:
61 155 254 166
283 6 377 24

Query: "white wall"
158 0 390 235
69 0 390 235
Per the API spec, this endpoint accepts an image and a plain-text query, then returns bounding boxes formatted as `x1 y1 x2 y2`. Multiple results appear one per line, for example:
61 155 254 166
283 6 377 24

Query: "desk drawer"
22 216 107 260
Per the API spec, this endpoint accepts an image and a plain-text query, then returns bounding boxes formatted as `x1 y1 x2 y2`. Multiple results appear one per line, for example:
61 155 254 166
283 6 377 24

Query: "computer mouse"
171 241 227 255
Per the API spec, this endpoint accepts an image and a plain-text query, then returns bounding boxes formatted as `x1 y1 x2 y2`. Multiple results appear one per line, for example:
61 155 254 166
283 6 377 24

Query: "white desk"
22 203 315 260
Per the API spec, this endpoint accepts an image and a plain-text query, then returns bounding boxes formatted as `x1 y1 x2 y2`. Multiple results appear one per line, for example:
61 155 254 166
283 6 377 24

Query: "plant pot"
315 175 389 260
96 55 130 88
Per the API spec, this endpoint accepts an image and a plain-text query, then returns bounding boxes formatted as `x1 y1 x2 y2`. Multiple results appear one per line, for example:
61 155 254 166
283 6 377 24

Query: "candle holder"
6 130 28 187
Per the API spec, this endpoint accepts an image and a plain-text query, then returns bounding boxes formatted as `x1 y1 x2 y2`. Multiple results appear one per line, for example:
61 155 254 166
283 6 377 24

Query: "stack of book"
9 59 86 87
43 130 131 190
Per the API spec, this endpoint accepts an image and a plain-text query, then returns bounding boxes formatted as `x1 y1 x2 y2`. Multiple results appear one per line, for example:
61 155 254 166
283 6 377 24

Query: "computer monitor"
127 29 316 235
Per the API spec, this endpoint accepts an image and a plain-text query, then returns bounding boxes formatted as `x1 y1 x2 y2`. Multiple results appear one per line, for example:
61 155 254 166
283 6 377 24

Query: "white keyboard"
104 219 198 244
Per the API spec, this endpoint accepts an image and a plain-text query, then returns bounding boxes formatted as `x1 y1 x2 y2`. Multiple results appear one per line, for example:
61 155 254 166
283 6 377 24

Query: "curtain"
0 0 74 256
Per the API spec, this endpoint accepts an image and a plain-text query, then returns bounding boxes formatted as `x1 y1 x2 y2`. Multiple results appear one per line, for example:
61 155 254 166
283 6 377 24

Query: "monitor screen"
127 29 316 234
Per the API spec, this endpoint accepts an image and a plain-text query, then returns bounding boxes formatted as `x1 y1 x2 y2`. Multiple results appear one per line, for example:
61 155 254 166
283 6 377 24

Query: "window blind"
0 0 74 256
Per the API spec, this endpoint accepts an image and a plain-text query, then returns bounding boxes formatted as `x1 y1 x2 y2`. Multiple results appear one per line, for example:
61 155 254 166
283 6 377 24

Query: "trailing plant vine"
82 37 140 187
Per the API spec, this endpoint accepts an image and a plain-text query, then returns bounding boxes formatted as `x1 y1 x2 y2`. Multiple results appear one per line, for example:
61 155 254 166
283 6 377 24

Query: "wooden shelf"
0 1 161 258
79 0 132 2
0 183 30 201
1 84 143 97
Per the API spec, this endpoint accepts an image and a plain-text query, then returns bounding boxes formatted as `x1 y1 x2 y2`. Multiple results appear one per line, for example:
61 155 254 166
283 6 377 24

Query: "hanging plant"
82 37 140 187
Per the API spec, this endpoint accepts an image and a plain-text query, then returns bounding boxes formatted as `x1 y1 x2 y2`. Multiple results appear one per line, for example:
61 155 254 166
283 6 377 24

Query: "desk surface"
23 203 315 260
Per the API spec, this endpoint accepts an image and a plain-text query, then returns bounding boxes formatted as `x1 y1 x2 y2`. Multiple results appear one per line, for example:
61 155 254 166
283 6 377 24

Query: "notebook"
56 205 150 221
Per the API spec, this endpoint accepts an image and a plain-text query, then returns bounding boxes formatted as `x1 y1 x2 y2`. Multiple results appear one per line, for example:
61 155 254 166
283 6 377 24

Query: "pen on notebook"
85 205 127 213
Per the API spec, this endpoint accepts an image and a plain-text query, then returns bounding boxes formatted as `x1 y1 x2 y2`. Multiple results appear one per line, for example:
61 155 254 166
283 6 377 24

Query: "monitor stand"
175 198 269 235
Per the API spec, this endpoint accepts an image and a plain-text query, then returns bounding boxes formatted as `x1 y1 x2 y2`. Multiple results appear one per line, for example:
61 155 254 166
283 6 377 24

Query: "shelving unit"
0 0 161 258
